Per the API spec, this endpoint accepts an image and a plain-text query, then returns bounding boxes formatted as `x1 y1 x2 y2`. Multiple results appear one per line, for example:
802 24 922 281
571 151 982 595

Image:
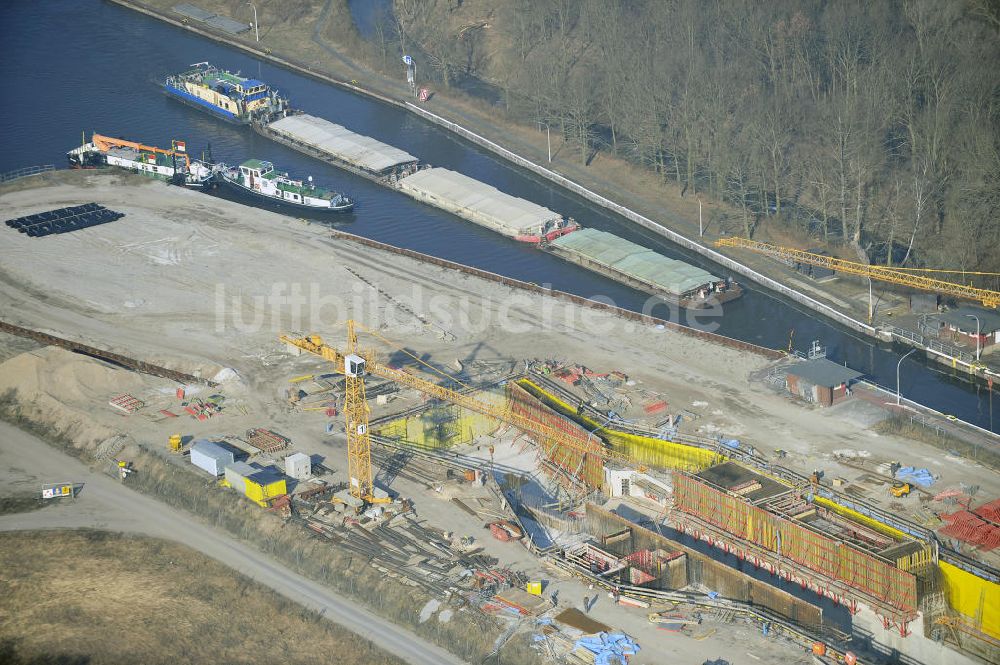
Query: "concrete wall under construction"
515 378 724 472
585 504 824 630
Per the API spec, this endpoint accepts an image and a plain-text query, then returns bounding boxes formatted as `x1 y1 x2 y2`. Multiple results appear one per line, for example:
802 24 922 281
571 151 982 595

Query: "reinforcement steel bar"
0 321 218 386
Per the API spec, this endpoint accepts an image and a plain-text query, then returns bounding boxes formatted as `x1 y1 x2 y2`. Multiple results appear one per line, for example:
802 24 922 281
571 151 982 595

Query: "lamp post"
966 314 981 362
537 121 552 163
247 1 259 42
897 348 916 405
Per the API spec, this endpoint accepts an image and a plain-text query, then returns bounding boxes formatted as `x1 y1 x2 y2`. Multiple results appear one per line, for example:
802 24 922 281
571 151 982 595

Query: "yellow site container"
526 582 543 596
244 475 287 508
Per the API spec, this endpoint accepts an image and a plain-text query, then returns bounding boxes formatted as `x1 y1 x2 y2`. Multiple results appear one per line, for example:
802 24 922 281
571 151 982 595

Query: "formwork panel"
673 473 918 614
515 379 722 472
507 382 602 488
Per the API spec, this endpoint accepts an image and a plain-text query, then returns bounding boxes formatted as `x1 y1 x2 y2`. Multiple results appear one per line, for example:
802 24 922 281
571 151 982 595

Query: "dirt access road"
0 421 465 665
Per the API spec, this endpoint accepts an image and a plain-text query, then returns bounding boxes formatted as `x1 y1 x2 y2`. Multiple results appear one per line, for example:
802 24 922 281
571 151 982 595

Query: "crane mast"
343 320 375 502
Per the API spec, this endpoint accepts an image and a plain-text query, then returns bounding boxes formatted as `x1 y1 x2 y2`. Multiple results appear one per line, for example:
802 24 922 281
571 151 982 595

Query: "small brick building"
785 358 862 407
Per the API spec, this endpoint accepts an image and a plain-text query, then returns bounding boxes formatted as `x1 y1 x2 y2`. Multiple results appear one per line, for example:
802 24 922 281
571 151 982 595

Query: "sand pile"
0 346 143 449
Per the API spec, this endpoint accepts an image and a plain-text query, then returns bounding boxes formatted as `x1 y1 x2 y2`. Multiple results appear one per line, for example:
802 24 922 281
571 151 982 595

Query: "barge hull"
545 244 741 308
253 121 390 185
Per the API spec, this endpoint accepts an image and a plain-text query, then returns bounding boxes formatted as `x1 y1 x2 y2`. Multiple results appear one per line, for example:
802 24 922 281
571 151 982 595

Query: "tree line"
389 0 1000 274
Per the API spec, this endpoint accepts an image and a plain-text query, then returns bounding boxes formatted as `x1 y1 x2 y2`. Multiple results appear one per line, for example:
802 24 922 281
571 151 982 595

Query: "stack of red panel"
939 500 1000 551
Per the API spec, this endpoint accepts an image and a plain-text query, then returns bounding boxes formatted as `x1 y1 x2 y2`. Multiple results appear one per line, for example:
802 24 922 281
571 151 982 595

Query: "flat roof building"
785 358 862 407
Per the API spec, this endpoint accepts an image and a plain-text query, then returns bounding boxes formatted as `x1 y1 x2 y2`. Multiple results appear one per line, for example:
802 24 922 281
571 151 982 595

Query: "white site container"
190 440 234 477
284 452 312 480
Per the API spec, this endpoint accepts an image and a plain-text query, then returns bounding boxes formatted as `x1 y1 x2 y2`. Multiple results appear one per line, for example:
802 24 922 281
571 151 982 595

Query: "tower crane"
279 322 630 500
714 237 1000 309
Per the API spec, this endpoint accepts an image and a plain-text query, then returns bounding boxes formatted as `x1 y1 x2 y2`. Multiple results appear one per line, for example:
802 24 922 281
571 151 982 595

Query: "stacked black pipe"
5 203 124 237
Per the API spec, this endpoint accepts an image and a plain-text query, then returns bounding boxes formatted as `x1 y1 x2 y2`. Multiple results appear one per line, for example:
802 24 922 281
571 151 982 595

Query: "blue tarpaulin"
721 439 741 449
896 466 935 487
574 632 639 665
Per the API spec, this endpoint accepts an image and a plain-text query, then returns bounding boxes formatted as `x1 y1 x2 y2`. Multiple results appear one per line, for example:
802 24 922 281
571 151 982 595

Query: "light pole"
698 198 703 237
536 121 551 162
867 277 873 324
966 314 981 361
247 1 259 42
897 348 916 405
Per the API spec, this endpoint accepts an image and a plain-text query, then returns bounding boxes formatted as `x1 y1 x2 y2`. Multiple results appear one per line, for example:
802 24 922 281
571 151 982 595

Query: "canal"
0 0 994 433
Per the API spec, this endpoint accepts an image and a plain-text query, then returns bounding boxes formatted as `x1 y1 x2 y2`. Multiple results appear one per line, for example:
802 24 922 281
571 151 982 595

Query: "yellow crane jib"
714 237 1000 308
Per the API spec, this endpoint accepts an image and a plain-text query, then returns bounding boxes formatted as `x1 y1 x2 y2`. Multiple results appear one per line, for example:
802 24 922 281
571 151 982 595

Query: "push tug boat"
218 159 353 213
164 62 289 124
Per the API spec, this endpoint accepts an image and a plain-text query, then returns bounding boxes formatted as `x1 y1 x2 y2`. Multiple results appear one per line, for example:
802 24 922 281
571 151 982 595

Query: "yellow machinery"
168 434 183 452
714 237 1000 309
891 482 912 498
280 321 633 501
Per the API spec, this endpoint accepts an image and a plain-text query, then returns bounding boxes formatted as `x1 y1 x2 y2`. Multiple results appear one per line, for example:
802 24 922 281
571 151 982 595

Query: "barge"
67 133 215 187
397 167 578 243
164 62 289 124
254 112 420 184
255 113 577 241
545 228 742 307
218 159 353 212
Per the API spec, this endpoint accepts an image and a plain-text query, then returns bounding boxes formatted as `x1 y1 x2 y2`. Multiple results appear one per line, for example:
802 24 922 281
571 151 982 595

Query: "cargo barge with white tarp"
545 228 742 307
397 167 578 243
254 112 420 184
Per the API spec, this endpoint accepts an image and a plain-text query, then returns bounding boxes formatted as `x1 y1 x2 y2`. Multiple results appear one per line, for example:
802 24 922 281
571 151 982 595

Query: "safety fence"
0 164 55 183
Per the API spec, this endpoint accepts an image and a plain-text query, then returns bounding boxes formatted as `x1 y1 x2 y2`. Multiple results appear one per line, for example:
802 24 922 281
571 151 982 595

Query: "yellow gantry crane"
280 321 631 501
715 237 1000 309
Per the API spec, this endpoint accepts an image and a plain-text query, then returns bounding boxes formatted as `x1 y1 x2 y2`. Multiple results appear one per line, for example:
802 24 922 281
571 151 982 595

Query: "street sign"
402 55 413 65
41 483 74 499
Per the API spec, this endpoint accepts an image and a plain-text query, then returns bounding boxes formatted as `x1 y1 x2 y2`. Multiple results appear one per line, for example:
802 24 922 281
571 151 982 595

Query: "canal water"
0 0 995 433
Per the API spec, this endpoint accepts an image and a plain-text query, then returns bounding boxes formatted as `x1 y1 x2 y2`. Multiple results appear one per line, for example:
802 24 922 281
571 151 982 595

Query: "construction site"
1 171 999 665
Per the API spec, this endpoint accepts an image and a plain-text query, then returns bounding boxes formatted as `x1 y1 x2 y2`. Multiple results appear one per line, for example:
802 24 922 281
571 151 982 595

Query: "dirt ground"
0 174 995 508
1 174 997 663
0 529 405 665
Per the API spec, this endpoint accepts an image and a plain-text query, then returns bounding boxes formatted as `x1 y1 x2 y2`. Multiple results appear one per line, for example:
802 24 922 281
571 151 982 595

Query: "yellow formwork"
375 392 503 449
516 379 722 472
812 496 909 541
939 560 1000 639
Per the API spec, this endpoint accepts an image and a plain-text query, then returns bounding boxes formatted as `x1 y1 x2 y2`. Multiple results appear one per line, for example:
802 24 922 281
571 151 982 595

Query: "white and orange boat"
67 133 216 187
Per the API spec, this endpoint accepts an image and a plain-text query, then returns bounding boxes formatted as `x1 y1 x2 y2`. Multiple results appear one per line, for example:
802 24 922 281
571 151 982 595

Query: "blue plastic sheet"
574 632 639 665
896 466 935 487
